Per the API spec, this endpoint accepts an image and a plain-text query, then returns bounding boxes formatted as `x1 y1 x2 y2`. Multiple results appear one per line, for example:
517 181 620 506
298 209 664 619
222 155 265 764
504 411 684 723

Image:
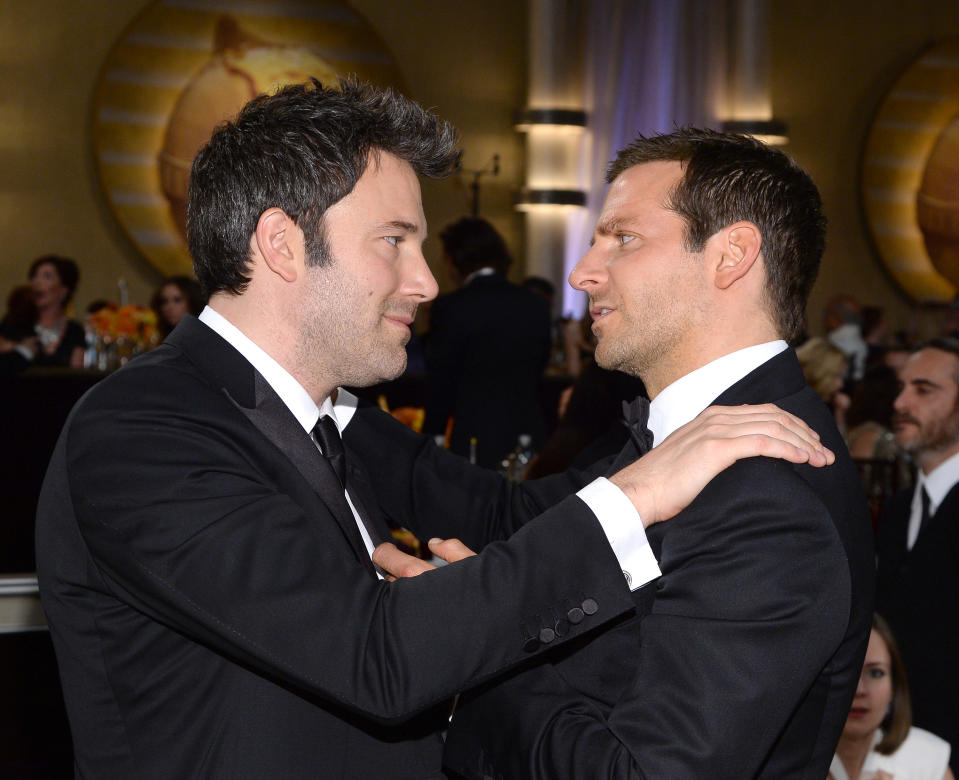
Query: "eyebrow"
908 378 942 390
379 220 421 235
594 216 640 237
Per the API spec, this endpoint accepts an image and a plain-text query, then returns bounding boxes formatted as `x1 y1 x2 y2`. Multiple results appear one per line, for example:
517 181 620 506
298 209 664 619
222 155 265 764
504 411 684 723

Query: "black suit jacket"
876 482 959 769
35 316 637 779
423 274 552 468
433 349 875 778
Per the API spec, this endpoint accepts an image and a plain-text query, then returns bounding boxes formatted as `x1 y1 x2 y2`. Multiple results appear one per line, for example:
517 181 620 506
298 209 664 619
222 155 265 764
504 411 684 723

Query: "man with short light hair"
877 338 959 771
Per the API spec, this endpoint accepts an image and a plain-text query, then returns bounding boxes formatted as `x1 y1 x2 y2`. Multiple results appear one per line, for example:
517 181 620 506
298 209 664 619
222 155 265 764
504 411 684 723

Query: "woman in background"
150 275 204 339
29 255 85 368
796 336 850 433
829 613 953 780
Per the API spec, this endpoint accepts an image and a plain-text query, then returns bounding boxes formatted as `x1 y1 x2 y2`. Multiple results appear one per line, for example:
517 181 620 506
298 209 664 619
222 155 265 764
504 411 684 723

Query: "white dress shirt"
908 448 959 549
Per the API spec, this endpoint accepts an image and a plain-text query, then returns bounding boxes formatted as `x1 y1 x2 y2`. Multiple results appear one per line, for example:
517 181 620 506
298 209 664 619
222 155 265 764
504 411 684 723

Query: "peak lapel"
226 372 377 576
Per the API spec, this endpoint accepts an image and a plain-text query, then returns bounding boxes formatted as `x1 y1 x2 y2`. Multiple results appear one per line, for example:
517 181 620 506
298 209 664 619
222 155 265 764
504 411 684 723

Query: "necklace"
35 319 63 348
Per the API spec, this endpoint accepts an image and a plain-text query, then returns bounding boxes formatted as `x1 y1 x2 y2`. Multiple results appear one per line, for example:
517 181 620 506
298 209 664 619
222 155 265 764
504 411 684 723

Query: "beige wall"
769 0 959 336
3 0 958 333
0 0 526 314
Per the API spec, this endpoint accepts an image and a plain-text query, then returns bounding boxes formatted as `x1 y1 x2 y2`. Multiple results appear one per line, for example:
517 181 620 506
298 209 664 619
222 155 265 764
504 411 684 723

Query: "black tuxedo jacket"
423 273 552 468
35 316 636 779
876 482 959 768
351 349 874 779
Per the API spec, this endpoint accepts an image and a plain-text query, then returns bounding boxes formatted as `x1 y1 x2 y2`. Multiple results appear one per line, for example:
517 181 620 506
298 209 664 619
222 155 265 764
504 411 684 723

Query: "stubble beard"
907 405 959 464
297 272 418 391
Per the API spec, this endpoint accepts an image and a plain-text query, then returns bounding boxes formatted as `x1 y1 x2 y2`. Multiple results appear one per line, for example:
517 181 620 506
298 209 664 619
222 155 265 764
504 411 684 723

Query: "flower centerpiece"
87 303 159 370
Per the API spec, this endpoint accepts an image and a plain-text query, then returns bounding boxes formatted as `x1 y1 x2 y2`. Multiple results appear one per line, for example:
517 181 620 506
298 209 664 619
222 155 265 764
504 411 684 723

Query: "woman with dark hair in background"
28 255 85 368
829 613 953 780
150 275 205 339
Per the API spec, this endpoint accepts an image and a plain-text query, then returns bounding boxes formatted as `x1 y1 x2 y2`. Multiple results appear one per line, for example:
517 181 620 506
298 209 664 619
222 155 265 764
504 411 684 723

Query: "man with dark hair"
365 128 873 778
423 216 552 467
37 87 831 779
877 338 959 770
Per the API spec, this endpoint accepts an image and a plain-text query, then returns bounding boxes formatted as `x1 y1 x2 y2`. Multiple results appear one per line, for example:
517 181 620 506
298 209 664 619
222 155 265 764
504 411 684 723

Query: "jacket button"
554 618 570 637
567 606 585 624
582 598 598 615
538 627 556 644
523 636 540 653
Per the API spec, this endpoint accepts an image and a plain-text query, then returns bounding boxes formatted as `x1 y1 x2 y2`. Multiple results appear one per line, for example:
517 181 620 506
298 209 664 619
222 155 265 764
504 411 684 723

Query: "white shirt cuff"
577 477 661 591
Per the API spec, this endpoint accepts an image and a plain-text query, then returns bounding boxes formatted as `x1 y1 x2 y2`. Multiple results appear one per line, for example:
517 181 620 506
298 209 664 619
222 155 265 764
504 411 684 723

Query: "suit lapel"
170 316 377 575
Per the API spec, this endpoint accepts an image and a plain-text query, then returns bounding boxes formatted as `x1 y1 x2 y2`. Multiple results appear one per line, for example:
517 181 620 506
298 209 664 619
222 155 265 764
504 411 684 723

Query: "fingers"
372 542 437 579
683 406 834 465
427 537 477 563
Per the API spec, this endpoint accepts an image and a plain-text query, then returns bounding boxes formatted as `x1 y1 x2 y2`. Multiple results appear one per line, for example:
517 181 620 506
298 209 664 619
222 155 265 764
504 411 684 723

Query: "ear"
254 208 299 283
713 221 762 290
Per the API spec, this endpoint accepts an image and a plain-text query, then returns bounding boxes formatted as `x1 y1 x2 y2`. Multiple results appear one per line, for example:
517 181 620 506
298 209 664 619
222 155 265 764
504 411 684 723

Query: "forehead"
903 348 959 384
600 160 684 222
351 152 422 210
864 630 891 665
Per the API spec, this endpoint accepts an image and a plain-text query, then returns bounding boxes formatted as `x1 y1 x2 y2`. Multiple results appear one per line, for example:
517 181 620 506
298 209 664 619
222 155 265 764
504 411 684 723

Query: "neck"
834 731 874 780
36 305 62 328
919 442 959 475
208 295 334 405
643 329 781 400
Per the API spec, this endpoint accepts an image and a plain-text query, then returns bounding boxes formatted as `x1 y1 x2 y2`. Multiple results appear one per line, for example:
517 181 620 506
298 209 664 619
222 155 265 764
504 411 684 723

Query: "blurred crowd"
0 255 205 376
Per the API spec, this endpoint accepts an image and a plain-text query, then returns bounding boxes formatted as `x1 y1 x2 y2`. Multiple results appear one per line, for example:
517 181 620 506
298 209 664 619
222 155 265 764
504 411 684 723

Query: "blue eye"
384 236 399 247
618 234 635 245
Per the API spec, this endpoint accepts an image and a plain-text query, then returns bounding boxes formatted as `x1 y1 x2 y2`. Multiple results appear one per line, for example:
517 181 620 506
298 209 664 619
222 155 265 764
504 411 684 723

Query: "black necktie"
312 415 383 549
313 415 347 487
920 485 932 533
622 396 655 456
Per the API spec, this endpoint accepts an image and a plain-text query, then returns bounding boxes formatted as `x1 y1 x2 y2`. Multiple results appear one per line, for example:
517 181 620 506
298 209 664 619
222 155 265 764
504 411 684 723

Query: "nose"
404 247 439 302
892 388 909 415
568 244 606 293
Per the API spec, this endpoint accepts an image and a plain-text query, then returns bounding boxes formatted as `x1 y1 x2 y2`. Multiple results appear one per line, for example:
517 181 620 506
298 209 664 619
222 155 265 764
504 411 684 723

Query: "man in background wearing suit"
423 216 552 468
877 339 959 770
36 82 832 779
371 129 874 778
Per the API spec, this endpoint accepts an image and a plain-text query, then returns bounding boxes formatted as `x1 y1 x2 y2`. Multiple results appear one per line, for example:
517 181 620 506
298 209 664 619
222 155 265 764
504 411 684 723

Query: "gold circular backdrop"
862 37 959 303
92 0 401 277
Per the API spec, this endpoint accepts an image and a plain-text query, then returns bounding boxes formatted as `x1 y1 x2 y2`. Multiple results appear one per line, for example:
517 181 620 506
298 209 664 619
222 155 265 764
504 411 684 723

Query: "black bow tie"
622 396 654 456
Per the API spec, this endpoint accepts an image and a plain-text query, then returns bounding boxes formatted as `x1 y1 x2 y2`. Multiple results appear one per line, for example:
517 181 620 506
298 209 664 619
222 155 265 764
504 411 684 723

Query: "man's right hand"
609 404 834 528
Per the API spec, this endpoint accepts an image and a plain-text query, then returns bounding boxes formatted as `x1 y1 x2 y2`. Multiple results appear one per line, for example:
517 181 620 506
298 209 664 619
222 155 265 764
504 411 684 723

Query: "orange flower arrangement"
89 303 158 344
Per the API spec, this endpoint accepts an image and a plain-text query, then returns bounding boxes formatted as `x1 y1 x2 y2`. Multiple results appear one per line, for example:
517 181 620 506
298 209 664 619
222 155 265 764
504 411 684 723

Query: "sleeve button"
582 598 598 615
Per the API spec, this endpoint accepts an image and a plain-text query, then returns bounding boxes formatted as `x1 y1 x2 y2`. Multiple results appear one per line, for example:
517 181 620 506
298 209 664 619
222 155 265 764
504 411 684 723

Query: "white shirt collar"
463 266 497 285
199 306 327 434
648 341 788 446
918 448 959 511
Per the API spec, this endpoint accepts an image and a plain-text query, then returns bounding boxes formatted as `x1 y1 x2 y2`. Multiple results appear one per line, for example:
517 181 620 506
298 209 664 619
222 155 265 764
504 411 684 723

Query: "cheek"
873 679 893 715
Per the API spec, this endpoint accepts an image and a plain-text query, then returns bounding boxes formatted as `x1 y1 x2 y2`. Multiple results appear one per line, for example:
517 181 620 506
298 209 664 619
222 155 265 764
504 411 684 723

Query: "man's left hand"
373 537 476 580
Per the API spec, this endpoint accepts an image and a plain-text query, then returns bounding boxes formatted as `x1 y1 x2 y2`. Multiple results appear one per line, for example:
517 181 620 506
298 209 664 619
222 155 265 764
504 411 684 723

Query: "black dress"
33 320 86 367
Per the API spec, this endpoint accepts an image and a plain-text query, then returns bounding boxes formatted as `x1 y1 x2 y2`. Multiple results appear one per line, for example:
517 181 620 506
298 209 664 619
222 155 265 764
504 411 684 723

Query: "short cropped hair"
440 217 513 276
188 78 460 297
29 255 80 305
608 128 826 343
917 337 959 385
